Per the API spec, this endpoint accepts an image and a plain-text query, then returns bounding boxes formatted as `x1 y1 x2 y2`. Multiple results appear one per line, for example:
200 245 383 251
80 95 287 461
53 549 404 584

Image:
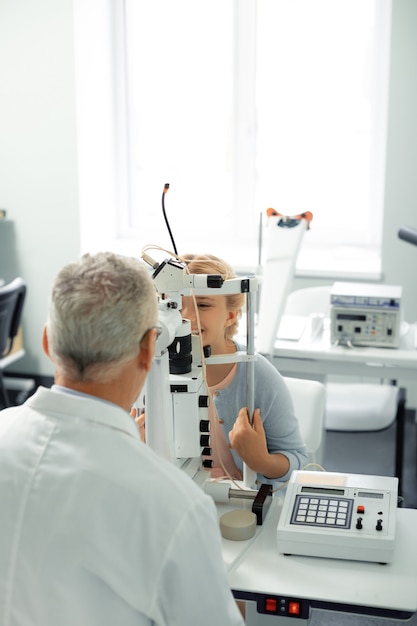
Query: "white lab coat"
0 387 244 626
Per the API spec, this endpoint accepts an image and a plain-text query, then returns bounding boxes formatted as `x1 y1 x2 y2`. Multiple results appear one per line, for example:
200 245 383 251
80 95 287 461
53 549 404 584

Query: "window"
120 0 236 255
77 0 392 277
255 0 391 249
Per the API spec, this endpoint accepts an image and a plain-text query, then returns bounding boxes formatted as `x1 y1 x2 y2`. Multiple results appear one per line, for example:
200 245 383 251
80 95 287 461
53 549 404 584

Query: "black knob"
376 519 383 531
200 434 210 447
199 395 209 408
200 420 210 432
356 517 363 530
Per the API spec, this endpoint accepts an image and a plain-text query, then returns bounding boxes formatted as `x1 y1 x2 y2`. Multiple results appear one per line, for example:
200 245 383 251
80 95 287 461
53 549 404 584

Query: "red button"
265 598 277 612
288 601 301 615
357 505 365 514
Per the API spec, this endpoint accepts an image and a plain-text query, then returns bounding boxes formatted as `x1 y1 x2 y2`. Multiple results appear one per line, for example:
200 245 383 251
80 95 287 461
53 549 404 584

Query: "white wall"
0 0 80 377
0 0 416 402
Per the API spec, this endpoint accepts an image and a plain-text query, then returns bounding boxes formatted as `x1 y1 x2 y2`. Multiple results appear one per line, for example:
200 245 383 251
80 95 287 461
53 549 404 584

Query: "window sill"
232 244 382 282
295 246 382 281
102 237 382 283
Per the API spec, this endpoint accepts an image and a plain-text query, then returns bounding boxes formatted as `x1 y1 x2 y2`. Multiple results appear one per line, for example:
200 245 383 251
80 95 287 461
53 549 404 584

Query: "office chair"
283 376 326 467
0 277 27 408
283 285 406 490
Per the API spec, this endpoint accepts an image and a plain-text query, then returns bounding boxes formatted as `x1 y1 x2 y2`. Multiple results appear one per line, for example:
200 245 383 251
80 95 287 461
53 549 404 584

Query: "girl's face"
181 294 238 353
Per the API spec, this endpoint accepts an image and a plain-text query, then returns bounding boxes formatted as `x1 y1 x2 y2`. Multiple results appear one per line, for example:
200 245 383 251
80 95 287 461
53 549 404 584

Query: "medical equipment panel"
330 282 402 348
277 470 398 563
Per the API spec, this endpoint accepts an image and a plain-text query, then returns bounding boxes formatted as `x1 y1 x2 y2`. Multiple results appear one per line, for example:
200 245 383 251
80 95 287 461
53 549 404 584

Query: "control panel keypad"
290 495 353 529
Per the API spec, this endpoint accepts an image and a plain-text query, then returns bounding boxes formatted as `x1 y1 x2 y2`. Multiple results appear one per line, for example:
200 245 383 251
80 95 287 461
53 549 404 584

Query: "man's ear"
138 329 156 373
42 325 51 359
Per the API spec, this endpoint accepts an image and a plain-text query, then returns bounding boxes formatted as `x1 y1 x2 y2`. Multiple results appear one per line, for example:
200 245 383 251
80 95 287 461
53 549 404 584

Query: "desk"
272 318 417 382
271 319 417 493
219 495 417 624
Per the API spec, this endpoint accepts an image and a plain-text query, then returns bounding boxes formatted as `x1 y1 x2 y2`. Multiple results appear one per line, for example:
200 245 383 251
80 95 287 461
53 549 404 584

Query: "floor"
323 410 417 509
309 410 417 625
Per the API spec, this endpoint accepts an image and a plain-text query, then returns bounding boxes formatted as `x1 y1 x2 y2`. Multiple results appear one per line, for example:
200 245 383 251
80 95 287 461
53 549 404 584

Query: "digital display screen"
357 491 383 499
301 486 345 496
336 313 367 321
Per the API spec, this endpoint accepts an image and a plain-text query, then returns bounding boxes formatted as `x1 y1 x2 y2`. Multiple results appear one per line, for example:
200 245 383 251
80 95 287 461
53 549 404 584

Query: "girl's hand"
229 407 290 479
228 407 268 472
131 407 146 442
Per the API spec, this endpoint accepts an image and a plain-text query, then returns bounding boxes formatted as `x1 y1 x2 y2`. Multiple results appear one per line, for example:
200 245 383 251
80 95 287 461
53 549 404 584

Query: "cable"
161 183 178 255
269 463 327 495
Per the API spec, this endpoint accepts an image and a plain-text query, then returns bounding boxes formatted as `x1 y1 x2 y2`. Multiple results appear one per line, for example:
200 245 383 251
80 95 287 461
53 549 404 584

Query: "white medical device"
141 255 259 488
330 282 402 348
277 470 398 564
257 210 312 356
140 252 275 523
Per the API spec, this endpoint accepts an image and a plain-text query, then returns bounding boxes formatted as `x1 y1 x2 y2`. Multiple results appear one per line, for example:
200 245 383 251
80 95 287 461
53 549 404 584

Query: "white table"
219 495 417 624
270 318 417 495
272 318 417 382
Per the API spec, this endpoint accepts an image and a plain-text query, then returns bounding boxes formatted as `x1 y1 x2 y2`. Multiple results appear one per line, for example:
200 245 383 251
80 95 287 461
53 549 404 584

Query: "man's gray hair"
46 252 158 382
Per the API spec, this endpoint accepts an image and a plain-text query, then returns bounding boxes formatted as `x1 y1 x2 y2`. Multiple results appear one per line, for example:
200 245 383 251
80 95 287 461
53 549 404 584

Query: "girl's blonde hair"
180 253 244 340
